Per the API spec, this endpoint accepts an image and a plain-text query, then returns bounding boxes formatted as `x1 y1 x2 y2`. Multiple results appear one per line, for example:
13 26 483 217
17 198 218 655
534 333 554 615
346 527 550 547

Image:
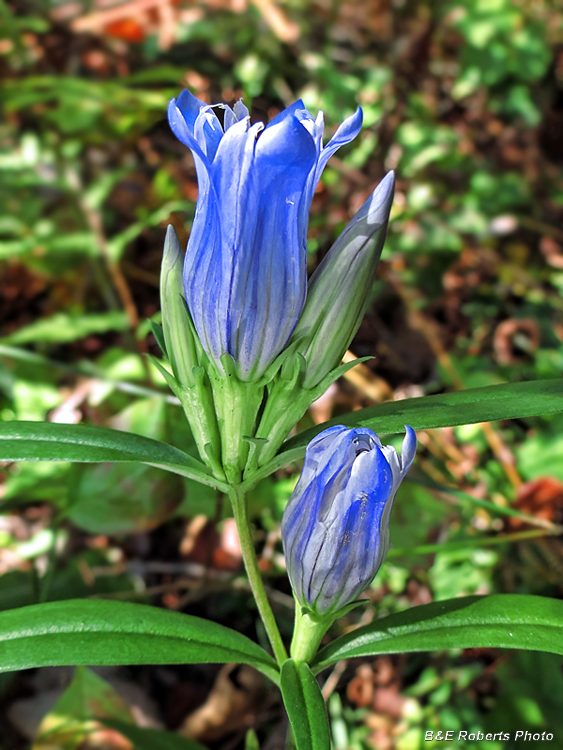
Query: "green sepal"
249 355 372 473
146 354 223 480
256 334 309 388
280 350 307 386
149 320 167 357
146 354 182 397
316 356 373 389
243 435 270 476
299 598 367 623
329 598 369 620
220 351 238 377
202 441 224 481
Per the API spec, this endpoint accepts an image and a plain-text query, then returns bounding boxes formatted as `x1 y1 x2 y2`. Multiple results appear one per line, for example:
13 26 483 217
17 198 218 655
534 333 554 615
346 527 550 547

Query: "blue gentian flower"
168 89 362 380
282 425 416 614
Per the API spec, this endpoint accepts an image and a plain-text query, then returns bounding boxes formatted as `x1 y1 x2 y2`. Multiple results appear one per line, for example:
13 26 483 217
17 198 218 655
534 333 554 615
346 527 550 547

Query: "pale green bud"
290 172 395 388
160 225 198 387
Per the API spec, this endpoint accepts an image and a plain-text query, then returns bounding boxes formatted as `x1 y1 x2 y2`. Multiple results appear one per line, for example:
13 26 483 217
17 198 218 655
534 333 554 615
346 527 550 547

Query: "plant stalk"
290 604 332 664
229 485 288 665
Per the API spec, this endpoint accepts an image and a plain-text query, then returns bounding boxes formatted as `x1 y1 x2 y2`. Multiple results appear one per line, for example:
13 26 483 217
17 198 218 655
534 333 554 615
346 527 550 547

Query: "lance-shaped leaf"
262 379 563 476
311 594 563 674
280 659 331 750
0 599 279 684
0 421 228 491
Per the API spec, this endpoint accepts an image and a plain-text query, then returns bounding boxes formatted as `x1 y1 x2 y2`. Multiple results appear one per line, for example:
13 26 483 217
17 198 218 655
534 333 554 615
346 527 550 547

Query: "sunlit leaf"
312 595 563 673
0 421 227 490
0 599 279 684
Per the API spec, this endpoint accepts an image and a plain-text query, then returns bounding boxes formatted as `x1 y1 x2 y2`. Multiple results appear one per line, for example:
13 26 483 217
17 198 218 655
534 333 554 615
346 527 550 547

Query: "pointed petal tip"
164 223 180 243
162 225 183 271
167 98 178 119
400 425 417 474
339 106 363 138
366 172 396 226
377 170 396 196
176 88 202 108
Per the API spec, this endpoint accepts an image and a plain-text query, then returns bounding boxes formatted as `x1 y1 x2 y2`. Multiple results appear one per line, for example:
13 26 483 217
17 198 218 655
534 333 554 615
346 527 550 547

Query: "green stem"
290 604 332 664
229 485 288 665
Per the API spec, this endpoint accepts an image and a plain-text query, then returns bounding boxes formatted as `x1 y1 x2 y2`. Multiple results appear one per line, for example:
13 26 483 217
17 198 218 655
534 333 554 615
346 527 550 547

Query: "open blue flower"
168 90 362 380
282 425 416 614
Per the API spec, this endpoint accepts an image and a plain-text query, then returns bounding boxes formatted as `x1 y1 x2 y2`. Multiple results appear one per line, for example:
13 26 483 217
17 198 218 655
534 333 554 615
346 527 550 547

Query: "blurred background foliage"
1 0 563 747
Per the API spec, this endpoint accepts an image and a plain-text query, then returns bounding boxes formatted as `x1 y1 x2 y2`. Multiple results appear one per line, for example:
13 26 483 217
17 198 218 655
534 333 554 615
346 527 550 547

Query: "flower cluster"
164 88 417 617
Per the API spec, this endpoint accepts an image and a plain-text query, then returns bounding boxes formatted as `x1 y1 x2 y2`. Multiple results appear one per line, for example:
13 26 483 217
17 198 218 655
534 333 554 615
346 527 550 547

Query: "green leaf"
0 599 279 684
1 311 130 345
244 729 260 750
272 379 563 469
67 461 182 535
280 659 330 750
33 666 133 749
0 421 228 491
100 718 207 750
312 595 563 674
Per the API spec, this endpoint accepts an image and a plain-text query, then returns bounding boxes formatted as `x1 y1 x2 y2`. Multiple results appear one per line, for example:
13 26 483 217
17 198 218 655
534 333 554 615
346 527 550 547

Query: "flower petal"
400 425 417 476
167 98 208 165
176 89 223 160
314 107 363 184
224 109 317 378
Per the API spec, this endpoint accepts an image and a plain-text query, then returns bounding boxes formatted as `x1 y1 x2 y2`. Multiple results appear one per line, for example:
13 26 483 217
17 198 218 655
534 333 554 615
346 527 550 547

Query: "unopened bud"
291 172 395 388
160 225 198 387
282 423 416 615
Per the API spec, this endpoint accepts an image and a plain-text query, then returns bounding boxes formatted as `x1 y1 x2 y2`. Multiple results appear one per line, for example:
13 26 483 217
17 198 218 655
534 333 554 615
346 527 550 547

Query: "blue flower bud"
282 425 416 615
168 89 362 380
